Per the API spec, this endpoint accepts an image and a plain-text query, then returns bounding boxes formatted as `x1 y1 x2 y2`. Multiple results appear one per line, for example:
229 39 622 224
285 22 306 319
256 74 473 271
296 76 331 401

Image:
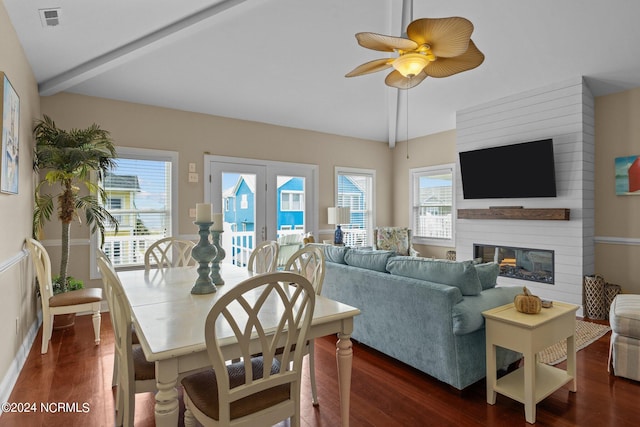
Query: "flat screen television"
459 139 557 199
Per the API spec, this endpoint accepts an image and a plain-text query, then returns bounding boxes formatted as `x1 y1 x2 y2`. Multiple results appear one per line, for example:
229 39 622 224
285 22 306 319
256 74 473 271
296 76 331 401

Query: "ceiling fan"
345 16 484 89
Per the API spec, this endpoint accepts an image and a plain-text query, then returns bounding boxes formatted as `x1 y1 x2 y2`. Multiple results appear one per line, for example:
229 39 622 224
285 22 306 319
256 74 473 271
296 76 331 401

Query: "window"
241 194 248 209
91 147 178 276
336 167 375 247
281 191 304 211
410 164 455 246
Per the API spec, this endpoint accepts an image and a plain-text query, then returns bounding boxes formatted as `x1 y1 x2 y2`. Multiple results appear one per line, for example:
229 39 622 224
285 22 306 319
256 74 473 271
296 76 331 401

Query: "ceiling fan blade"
406 17 474 58
423 40 484 78
345 58 393 77
355 32 418 52
384 69 428 89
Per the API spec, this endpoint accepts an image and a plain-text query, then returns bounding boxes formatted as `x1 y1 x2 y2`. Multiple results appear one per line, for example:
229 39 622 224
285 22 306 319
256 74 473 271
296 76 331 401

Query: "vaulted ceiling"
5 0 640 144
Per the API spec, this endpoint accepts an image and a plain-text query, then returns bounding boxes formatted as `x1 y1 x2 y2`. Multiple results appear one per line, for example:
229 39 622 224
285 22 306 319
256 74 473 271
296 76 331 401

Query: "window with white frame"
336 167 375 247
92 147 178 273
410 164 455 246
281 191 304 211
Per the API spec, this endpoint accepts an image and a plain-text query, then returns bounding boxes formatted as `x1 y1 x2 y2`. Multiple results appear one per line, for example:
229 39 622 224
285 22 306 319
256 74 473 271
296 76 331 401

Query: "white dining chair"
25 238 102 354
97 256 156 427
283 245 326 406
144 236 196 270
181 271 315 427
247 240 279 273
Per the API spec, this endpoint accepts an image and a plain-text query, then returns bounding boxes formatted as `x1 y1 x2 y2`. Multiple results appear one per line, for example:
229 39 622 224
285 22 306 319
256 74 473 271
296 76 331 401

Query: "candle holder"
190 221 218 294
210 229 226 285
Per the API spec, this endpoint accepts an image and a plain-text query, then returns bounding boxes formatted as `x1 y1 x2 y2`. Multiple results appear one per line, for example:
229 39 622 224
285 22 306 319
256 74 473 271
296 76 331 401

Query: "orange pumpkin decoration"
514 287 542 314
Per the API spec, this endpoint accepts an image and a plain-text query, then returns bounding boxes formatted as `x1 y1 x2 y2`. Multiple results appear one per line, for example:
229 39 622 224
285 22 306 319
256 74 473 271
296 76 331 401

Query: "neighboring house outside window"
336 167 375 247
410 164 455 247
91 148 178 275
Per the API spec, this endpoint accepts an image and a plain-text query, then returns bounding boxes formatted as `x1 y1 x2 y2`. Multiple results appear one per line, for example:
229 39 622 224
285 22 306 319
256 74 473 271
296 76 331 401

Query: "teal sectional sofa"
320 247 524 390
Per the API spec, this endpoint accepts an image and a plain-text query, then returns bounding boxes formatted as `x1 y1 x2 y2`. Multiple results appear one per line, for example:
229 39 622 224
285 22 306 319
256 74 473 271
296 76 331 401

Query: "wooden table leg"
524 354 536 424
154 358 180 427
336 332 353 427
567 333 577 392
486 341 497 404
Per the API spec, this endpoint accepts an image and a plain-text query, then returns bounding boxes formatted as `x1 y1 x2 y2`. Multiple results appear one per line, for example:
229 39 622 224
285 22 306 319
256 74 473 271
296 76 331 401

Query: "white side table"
483 301 579 424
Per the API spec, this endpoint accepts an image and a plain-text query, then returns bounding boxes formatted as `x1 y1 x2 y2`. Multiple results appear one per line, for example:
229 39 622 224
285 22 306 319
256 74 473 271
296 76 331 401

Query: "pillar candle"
212 213 223 231
195 203 212 222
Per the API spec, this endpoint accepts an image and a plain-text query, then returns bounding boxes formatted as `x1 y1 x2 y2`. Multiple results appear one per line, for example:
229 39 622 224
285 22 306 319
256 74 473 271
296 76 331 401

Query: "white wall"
455 77 595 308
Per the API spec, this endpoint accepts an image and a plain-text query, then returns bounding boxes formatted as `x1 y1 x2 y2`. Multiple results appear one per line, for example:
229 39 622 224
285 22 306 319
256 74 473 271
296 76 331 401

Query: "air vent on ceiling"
39 8 62 27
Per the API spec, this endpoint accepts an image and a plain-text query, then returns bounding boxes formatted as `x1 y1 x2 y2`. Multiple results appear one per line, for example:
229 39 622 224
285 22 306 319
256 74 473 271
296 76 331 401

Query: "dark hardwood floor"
1 314 638 426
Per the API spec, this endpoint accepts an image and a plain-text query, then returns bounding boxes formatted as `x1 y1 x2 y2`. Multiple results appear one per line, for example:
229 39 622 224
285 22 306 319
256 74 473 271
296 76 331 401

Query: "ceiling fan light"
392 53 429 77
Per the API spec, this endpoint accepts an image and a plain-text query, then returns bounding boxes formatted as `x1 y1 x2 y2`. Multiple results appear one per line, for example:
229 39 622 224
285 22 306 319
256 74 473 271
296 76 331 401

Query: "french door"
205 156 317 267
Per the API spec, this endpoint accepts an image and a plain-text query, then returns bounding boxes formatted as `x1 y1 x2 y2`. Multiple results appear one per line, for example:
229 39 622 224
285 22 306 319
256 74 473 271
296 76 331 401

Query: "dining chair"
97 256 156 427
96 249 119 389
25 238 102 354
144 236 196 270
247 240 279 273
283 245 325 406
181 271 316 427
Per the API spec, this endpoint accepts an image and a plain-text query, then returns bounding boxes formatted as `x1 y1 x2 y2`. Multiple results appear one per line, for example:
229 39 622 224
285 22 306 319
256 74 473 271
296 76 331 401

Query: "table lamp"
327 207 351 245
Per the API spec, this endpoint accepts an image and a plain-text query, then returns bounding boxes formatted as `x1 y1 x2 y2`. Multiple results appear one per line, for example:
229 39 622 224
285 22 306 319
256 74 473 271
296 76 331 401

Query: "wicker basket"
605 283 622 319
446 250 456 261
583 274 607 320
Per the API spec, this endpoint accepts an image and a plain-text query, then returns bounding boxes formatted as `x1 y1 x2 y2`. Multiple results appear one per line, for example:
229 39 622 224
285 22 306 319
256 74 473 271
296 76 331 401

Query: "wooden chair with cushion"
283 245 325 406
25 238 102 354
181 271 315 427
247 240 279 274
97 256 155 427
144 236 196 270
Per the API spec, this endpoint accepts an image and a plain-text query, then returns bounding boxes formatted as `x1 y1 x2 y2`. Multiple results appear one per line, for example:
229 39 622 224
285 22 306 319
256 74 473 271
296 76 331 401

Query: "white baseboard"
0 314 41 406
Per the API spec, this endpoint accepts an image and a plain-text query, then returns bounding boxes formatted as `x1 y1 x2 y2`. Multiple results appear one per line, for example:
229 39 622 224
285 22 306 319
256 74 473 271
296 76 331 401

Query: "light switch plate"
189 208 196 218
188 172 198 183
188 162 196 172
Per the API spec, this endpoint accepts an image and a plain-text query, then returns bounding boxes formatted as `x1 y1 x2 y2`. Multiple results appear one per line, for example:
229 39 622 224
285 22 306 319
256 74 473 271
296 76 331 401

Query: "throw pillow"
344 250 395 272
375 227 410 256
386 257 482 296
475 262 500 290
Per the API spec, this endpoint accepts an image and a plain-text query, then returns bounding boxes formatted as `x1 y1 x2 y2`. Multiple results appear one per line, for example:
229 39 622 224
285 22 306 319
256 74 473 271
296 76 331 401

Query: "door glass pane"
222 172 256 267
276 175 306 240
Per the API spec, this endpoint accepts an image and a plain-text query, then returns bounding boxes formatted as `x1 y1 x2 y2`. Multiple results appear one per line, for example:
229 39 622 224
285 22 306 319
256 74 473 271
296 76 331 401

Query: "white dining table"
116 263 360 427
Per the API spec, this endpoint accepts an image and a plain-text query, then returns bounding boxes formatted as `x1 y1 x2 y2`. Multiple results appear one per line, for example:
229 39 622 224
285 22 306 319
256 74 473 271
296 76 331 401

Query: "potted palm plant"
32 115 119 325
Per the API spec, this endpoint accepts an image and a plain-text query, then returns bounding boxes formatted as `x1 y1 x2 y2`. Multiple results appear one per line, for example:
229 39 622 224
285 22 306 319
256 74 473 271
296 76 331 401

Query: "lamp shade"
392 52 429 77
327 207 351 225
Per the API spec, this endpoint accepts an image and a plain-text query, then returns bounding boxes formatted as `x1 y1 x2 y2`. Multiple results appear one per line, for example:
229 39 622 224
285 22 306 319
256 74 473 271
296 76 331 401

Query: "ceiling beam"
388 0 413 148
39 0 247 96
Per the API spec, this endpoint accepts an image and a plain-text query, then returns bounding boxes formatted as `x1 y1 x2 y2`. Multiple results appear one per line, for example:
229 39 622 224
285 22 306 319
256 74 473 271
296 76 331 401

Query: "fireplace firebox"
473 244 554 284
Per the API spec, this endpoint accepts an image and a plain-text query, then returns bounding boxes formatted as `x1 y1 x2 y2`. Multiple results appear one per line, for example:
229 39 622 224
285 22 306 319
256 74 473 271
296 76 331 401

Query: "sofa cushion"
451 286 524 335
386 257 482 296
344 250 395 272
475 262 500 290
323 245 349 264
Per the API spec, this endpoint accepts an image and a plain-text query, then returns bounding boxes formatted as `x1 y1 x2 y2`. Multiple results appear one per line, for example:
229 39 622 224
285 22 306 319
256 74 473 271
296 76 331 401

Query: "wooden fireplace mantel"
457 207 570 221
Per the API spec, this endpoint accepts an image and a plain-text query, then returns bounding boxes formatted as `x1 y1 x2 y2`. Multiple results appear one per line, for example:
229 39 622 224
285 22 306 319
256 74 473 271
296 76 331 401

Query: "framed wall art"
615 155 640 195
1 72 20 194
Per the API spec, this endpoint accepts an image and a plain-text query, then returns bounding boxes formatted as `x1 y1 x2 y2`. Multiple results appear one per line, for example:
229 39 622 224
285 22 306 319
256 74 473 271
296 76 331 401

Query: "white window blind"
411 164 455 245
100 156 173 267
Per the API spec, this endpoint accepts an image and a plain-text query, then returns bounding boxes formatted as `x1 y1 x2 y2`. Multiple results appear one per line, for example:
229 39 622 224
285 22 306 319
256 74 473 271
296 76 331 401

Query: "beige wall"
39 92 394 287
0 0 41 399
392 130 457 259
594 87 640 294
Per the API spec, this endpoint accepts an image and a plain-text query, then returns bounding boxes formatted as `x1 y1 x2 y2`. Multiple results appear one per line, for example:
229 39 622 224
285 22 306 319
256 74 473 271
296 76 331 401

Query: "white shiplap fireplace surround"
455 77 594 313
